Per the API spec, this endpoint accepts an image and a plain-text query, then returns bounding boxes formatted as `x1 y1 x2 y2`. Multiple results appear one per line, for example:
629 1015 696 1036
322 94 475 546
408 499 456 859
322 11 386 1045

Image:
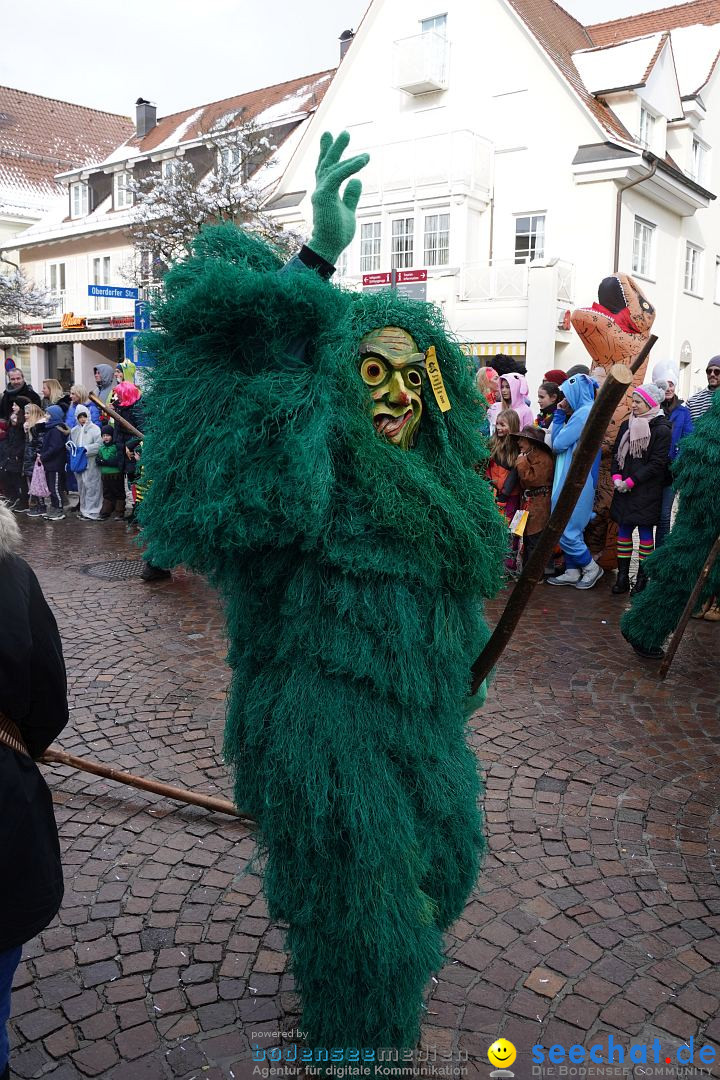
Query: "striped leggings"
617 524 654 563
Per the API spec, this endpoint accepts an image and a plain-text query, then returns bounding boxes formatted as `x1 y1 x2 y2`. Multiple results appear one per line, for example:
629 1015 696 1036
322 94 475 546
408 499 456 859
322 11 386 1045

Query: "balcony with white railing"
461 260 529 302
358 131 493 201
393 31 450 96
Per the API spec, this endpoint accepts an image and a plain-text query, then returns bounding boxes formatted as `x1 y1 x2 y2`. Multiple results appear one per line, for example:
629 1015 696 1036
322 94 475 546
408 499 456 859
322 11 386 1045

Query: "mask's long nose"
387 370 411 407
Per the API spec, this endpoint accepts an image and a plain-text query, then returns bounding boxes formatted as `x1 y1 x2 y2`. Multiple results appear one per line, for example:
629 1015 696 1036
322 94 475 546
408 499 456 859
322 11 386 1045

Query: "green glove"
464 679 488 718
308 131 370 267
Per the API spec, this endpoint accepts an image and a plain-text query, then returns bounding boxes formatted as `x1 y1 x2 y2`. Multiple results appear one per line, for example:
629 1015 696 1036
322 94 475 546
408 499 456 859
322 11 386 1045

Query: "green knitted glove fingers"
308 131 370 267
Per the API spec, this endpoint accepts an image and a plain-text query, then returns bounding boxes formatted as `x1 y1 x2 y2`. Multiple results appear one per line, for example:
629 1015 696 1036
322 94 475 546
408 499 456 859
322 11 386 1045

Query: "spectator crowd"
479 352 718 617
0 362 145 526
1 350 718 613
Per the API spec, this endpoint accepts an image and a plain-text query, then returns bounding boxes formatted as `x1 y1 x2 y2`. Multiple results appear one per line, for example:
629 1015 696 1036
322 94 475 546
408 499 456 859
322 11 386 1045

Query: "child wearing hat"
513 425 555 567
610 382 672 594
97 425 125 520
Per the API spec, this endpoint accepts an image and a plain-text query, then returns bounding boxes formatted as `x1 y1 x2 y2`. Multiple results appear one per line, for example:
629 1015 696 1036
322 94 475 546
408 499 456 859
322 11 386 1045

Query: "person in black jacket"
610 383 672 595
0 399 30 510
39 406 70 521
0 501 68 1080
0 368 41 422
110 381 145 476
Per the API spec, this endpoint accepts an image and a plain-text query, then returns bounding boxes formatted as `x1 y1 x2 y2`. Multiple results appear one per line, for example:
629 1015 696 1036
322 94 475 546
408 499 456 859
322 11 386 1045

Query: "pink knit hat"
633 383 665 409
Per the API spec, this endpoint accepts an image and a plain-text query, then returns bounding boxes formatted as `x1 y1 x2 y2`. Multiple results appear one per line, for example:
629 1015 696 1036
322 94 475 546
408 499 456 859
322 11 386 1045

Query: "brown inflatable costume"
570 274 656 568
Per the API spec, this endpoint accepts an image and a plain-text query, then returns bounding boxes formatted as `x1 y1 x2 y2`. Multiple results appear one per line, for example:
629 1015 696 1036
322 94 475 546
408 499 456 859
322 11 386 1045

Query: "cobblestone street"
9 516 720 1080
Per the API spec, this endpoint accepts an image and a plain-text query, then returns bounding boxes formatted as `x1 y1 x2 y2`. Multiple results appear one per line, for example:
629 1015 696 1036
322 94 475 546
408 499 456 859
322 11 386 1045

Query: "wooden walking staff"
658 535 720 680
470 342 656 694
88 392 143 439
41 747 255 823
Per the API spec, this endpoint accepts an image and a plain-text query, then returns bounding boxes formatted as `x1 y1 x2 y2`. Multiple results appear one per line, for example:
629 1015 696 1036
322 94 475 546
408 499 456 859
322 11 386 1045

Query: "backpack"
67 441 88 473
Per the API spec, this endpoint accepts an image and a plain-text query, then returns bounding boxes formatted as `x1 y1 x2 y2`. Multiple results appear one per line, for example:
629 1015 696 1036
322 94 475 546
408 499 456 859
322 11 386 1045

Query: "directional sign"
362 272 391 287
125 330 152 368
88 284 139 300
124 331 140 360
396 269 427 283
134 300 151 331
361 269 427 300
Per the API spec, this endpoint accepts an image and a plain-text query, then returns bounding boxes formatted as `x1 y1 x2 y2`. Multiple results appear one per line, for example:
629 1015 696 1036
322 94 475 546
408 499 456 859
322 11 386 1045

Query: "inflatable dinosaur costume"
621 387 720 658
138 134 506 1055
571 274 655 567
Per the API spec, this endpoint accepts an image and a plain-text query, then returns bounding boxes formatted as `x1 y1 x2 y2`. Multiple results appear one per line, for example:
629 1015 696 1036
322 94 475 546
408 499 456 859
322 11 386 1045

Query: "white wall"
618 66 720 394
272 0 622 389
272 0 720 395
20 233 135 321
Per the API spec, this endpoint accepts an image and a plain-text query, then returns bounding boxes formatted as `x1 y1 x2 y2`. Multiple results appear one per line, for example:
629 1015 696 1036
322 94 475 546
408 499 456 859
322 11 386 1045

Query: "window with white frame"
92 255 112 310
48 262 66 295
684 242 703 295
70 181 88 219
360 221 382 273
161 158 180 180
638 106 656 149
421 13 447 34
48 262 66 315
138 249 165 285
715 257 720 304
217 144 241 176
113 171 133 209
632 216 655 278
391 217 414 269
424 212 450 266
336 249 348 279
690 137 708 184
514 214 545 264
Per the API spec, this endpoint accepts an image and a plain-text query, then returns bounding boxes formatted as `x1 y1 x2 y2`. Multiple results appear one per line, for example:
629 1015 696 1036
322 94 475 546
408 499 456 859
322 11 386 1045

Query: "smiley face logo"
488 1039 517 1069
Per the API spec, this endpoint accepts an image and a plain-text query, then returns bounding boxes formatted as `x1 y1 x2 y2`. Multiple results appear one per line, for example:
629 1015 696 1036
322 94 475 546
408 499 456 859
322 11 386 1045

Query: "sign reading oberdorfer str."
88 285 139 300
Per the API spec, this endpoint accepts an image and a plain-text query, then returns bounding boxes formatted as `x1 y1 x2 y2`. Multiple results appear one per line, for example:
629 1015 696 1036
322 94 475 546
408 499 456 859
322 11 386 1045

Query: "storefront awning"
20 329 128 345
462 343 526 357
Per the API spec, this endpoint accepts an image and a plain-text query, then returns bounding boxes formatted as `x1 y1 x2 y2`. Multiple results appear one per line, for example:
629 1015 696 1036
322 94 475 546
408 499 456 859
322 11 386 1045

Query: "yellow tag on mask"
425 346 451 412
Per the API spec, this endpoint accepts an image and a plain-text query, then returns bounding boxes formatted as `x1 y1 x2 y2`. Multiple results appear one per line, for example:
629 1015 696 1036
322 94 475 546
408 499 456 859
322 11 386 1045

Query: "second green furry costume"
139 134 506 1054
622 387 720 656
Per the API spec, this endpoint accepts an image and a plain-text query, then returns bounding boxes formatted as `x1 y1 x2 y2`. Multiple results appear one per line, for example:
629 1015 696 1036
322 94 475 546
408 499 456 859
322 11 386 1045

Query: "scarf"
590 302 641 335
616 406 662 470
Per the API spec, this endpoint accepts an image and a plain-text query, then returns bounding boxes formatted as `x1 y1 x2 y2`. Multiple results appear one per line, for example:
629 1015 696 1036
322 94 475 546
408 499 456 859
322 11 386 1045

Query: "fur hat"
101 424 114 438
652 361 679 386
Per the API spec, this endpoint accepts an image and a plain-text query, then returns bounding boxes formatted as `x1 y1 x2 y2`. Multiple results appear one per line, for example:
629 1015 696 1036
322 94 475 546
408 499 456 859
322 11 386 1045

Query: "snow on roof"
670 22 720 93
573 33 664 93
253 73 333 127
0 85 132 211
150 107 207 154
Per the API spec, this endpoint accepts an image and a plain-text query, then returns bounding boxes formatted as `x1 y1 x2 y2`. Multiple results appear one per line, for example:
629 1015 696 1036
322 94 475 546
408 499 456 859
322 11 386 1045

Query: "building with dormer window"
266 0 720 392
1 72 333 391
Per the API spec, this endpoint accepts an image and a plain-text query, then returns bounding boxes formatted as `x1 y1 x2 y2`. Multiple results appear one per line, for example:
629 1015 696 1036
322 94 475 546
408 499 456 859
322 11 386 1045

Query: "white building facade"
2 74 333 392
268 0 720 394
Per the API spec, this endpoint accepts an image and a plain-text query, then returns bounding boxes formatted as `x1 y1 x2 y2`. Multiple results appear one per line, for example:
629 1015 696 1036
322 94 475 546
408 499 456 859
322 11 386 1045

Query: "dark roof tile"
0 86 132 205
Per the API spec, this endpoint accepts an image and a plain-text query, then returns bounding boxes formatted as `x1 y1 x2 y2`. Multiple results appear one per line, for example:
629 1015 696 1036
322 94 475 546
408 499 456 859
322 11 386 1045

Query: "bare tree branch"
125 119 301 285
0 265 57 340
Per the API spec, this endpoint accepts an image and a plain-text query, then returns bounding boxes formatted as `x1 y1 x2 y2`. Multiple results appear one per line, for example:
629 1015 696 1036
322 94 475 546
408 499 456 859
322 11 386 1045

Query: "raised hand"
308 131 370 267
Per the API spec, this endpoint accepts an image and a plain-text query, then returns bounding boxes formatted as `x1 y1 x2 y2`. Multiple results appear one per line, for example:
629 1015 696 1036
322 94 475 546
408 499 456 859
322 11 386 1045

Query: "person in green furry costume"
621 386 720 658
138 132 506 1056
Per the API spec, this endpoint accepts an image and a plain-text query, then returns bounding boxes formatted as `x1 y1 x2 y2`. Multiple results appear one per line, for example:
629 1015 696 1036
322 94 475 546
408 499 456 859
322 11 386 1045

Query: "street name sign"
88 285 139 300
